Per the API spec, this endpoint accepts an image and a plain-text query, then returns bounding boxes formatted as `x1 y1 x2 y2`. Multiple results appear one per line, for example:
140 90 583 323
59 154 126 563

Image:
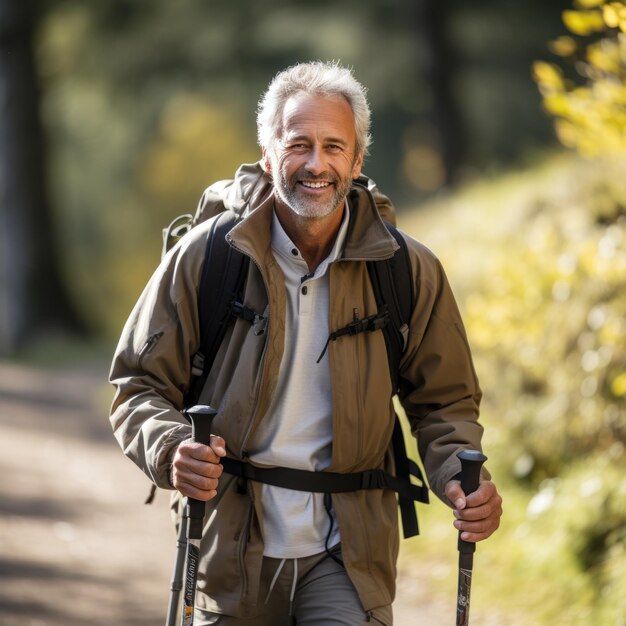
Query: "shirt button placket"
300 280 313 316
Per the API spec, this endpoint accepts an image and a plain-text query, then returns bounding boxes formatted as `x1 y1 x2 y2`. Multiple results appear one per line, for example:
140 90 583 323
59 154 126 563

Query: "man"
110 61 502 625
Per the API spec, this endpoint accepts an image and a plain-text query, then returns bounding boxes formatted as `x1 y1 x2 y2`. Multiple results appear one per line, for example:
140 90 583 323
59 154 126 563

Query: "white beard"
273 168 352 220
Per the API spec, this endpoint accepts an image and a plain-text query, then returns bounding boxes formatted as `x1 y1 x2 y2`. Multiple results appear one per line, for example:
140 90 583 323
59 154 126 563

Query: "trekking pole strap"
220 457 429 503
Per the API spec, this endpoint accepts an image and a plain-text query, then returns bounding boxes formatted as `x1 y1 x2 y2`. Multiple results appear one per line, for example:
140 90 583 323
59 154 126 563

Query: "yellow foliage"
603 2 626 31
562 9 606 35
587 39 623 73
532 61 565 93
543 92 572 116
548 36 578 57
575 0 605 8
137 93 258 208
535 1 626 157
554 118 580 147
401 151 626 626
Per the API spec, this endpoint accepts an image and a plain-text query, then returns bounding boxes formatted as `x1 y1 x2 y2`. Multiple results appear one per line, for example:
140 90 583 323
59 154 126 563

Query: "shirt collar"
271 200 351 278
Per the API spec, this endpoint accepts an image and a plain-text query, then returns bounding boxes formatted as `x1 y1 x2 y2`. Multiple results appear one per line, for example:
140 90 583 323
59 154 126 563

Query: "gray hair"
257 61 372 156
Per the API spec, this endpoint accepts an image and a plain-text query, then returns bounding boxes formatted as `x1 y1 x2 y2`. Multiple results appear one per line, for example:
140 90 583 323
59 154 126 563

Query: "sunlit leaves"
448 154 625 491
548 35 579 57
405 154 626 623
587 38 623 73
563 9 606 34
575 0 606 8
533 61 566 92
611 371 626 395
603 1 626 31
534 1 626 156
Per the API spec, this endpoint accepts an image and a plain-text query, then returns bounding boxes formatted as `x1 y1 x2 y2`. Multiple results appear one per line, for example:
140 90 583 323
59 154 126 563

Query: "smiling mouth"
300 180 332 189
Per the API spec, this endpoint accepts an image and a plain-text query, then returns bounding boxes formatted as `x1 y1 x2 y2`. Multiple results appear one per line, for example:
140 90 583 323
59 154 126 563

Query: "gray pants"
194 546 392 625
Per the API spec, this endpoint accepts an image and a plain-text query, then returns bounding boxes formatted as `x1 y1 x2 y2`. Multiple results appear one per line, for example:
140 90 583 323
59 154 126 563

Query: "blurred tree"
0 0 82 355
413 0 465 187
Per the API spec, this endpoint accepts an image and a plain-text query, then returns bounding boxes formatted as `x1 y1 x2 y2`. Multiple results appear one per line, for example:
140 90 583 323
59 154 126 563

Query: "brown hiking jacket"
109 163 484 615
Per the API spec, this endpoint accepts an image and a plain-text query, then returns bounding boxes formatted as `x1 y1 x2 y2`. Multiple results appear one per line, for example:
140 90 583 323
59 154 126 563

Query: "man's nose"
305 146 326 175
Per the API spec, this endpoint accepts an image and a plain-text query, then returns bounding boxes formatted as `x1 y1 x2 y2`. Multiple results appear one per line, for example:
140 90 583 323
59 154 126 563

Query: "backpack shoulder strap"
185 211 250 405
367 223 429 538
366 221 414 393
198 212 249 360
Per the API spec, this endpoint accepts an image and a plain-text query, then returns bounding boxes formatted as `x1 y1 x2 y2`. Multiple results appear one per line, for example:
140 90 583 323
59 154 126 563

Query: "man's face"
263 92 364 220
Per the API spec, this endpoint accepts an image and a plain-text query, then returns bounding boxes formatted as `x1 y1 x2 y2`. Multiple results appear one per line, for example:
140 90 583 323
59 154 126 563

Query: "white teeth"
302 181 330 189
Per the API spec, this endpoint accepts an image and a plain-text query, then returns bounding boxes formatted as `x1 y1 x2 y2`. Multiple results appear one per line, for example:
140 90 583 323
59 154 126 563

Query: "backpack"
160 178 429 538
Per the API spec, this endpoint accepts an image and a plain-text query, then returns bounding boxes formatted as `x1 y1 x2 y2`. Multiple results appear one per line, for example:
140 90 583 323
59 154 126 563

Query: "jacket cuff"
153 425 191 489
436 459 492 508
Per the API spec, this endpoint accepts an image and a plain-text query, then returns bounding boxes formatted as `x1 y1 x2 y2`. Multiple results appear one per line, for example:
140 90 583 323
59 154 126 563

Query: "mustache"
293 169 337 183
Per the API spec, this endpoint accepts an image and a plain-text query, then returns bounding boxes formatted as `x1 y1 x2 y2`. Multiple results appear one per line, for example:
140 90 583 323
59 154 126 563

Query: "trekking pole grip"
457 449 487 553
183 405 218 540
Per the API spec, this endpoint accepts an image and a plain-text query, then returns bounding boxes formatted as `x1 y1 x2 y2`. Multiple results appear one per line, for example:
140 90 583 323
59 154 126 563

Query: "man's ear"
352 150 364 179
261 149 272 174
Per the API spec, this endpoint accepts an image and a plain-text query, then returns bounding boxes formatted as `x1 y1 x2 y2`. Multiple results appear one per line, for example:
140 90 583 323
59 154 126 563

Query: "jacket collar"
226 163 399 265
222 162 272 216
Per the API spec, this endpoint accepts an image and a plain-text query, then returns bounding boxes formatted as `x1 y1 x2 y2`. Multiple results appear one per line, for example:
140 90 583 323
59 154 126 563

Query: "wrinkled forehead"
276 92 357 144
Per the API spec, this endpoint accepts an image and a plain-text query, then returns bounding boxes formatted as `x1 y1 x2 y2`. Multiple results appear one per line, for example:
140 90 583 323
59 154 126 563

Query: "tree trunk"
414 0 465 186
0 1 82 355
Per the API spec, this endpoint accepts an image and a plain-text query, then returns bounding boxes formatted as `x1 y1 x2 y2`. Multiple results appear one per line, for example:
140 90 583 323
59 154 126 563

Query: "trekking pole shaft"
455 449 487 626
180 405 218 626
165 509 189 626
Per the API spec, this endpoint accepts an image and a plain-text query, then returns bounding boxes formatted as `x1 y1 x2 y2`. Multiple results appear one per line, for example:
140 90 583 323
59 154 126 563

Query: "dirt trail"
0 360 489 626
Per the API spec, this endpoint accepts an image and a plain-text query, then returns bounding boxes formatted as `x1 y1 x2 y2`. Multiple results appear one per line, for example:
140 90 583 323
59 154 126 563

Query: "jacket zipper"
138 331 164 369
221 237 272 604
226 240 272 458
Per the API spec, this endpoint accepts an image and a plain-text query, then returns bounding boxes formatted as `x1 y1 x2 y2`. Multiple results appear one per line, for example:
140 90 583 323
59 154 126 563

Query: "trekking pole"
168 404 218 626
165 506 189 626
455 449 487 626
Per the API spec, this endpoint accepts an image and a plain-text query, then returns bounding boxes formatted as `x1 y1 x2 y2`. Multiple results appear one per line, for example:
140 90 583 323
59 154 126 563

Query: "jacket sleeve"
108 230 206 488
398 237 486 505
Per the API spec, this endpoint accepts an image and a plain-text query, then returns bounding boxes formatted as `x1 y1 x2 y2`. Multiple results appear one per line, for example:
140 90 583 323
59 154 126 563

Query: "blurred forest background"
0 0 624 624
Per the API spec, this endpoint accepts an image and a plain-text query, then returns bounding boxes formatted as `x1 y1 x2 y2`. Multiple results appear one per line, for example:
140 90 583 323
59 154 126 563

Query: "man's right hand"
170 436 226 501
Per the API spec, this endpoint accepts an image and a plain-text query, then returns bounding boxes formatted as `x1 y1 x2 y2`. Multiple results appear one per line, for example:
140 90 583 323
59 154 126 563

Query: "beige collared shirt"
249 203 350 558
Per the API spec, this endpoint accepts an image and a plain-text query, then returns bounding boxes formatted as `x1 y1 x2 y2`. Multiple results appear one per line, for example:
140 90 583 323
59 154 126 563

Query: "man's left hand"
444 479 503 542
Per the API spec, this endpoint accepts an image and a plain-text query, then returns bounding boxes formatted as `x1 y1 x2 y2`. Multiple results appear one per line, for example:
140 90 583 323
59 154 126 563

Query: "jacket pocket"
137 331 164 369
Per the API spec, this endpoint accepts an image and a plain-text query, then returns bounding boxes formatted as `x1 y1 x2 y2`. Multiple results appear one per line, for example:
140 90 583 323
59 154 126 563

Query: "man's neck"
273 201 346 272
